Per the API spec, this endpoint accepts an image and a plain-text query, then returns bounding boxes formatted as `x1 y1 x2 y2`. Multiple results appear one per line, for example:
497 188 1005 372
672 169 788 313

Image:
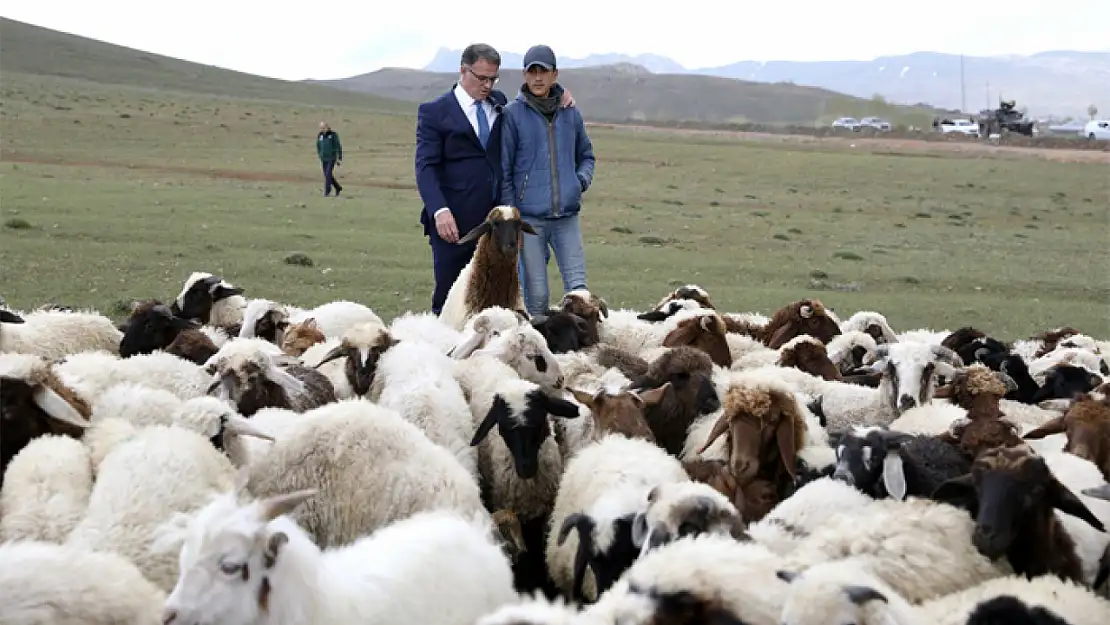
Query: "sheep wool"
0 540 166 625
0 308 122 360
0 434 93 543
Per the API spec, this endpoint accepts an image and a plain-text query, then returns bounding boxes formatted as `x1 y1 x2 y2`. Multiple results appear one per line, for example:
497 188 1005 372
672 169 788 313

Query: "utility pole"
960 54 966 113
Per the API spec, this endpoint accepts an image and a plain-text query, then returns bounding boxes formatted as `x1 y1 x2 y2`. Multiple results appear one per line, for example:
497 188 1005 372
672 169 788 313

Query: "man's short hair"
461 44 501 68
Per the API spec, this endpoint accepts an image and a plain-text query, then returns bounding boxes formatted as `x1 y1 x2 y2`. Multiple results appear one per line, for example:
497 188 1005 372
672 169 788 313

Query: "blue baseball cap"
523 45 557 70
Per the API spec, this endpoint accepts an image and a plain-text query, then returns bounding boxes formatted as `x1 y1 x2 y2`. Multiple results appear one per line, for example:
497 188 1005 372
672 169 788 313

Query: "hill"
310 64 948 128
0 17 412 113
425 47 1110 119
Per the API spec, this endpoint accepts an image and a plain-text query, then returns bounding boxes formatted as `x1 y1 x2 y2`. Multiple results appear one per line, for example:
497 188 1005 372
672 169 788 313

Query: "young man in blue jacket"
500 45 596 317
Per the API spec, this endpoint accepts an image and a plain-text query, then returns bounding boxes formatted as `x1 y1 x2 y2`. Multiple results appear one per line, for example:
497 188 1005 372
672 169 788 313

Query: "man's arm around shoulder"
415 101 449 219
573 110 595 192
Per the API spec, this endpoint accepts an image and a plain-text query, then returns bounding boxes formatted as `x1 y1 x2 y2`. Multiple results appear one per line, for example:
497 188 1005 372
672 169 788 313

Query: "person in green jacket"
316 121 343 196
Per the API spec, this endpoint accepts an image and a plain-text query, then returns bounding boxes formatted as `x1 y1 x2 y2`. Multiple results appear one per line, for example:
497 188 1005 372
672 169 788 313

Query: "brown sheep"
777 335 841 381
0 354 91 490
165 329 219 366
662 313 732 368
935 364 1023 460
680 458 779 522
629 347 721 456
439 205 536 330
933 444 1105 584
940 326 987 353
695 382 808 490
207 342 337 417
569 384 669 443
1023 393 1110 482
559 289 609 346
280 318 326 357
595 344 651 380
757 299 842 349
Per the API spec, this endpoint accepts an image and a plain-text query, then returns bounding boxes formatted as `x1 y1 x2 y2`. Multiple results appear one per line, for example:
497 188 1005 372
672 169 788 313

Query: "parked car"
940 119 979 137
832 117 861 131
1083 120 1110 140
859 117 892 131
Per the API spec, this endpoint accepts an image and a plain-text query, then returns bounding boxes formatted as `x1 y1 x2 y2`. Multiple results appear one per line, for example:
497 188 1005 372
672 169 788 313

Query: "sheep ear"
696 411 732 455
1050 479 1106 532
776 570 799 583
569 389 596 409
598 299 609 319
634 382 670 407
264 360 306 397
775 407 798 480
931 474 977 514
1023 416 1066 439
637 309 670 322
767 321 797 349
470 405 503 446
542 395 581 419
257 489 316 522
212 284 244 301
449 327 488 359
457 221 491 245
223 414 275 442
882 454 908 501
845 585 888 606
33 385 90 431
1081 483 1110 502
520 221 538 235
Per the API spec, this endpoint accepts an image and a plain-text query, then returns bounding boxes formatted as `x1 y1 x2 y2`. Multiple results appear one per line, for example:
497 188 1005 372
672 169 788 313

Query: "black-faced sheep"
933 444 1107 586
829 426 970 501
118 300 216 363
205 340 336 417
170 271 246 333
1033 364 1103 403
981 351 1040 404
628 346 721 456
0 354 91 490
531 309 593 354
439 206 537 330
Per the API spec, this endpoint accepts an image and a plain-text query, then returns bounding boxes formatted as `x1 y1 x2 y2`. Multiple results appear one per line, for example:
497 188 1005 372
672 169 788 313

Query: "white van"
1083 120 1110 140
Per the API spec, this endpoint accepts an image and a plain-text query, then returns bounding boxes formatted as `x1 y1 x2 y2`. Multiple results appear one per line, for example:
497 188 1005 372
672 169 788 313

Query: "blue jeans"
518 214 587 316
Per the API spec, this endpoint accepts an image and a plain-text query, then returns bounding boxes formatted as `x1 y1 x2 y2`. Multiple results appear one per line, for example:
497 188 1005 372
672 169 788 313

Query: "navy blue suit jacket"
415 86 508 239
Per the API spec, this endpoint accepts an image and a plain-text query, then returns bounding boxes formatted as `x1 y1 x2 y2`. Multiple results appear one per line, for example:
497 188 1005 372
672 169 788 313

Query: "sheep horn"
931 345 965 367
996 371 1019 393
700 315 712 331
32 385 90 430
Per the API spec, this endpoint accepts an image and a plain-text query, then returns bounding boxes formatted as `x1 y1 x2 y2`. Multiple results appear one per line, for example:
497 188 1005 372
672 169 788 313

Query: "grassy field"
2 70 1108 341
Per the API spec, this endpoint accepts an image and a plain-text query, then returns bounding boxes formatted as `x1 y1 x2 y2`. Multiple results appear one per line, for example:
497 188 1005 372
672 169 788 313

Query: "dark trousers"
322 159 342 195
429 235 477 315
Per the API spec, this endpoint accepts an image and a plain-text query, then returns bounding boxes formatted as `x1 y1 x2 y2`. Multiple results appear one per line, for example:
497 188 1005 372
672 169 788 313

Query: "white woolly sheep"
159 482 518 625
0 307 123 361
547 433 691 602
238 297 383 343
777 557 924 625
0 540 166 625
171 271 248 330
921 573 1110 625
584 534 789 625
54 349 210 401
450 305 531 358
357 327 479 481
244 398 489 548
839 310 899 345
0 434 93 543
745 476 875 556
66 422 238 591
475 593 587 625
439 205 536 331
632 478 746 555
389 310 464 354
826 329 879 375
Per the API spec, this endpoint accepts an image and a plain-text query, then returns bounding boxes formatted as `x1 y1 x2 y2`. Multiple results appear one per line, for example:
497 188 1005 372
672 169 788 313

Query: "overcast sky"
5 1 1109 81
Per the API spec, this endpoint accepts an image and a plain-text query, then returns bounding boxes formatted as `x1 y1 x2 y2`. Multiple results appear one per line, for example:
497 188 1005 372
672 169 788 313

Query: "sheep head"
630 347 721 455
778 335 841 381
653 284 714 311
1023 393 1110 481
280 318 325 357
869 342 964 416
0 354 91 489
119 299 201 358
762 299 841 349
933 444 1104 577
1032 364 1103 403
1032 326 1082 358
204 346 307 417
167 329 220 366
697 383 807 486
531 310 592 354
472 322 564 390
315 322 395 397
662 313 732 368
172 272 244 323
470 383 580 479
458 205 537 256
637 298 703 322
632 480 746 556
569 383 668 442
934 363 1017 418
559 289 608 346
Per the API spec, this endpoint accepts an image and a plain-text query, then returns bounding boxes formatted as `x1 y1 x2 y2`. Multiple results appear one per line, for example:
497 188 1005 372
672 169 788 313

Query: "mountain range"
423 47 1110 119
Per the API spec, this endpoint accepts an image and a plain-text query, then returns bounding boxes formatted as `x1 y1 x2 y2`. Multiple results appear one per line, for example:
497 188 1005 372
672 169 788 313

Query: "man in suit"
414 43 575 315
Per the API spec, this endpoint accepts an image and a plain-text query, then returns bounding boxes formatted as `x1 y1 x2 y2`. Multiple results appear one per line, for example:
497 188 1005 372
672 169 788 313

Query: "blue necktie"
475 101 490 148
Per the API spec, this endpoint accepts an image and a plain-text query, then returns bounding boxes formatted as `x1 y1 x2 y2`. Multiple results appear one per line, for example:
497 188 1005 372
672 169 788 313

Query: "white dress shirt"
434 84 499 218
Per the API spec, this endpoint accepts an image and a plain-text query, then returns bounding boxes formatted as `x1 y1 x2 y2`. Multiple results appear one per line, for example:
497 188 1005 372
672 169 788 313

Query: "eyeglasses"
465 66 499 85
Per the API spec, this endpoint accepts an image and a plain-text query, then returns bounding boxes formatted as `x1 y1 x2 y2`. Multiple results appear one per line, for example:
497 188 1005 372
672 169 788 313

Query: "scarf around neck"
521 84 559 118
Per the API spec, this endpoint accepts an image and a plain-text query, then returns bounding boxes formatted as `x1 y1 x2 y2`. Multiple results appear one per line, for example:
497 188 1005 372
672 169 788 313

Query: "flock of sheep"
2 205 1110 625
